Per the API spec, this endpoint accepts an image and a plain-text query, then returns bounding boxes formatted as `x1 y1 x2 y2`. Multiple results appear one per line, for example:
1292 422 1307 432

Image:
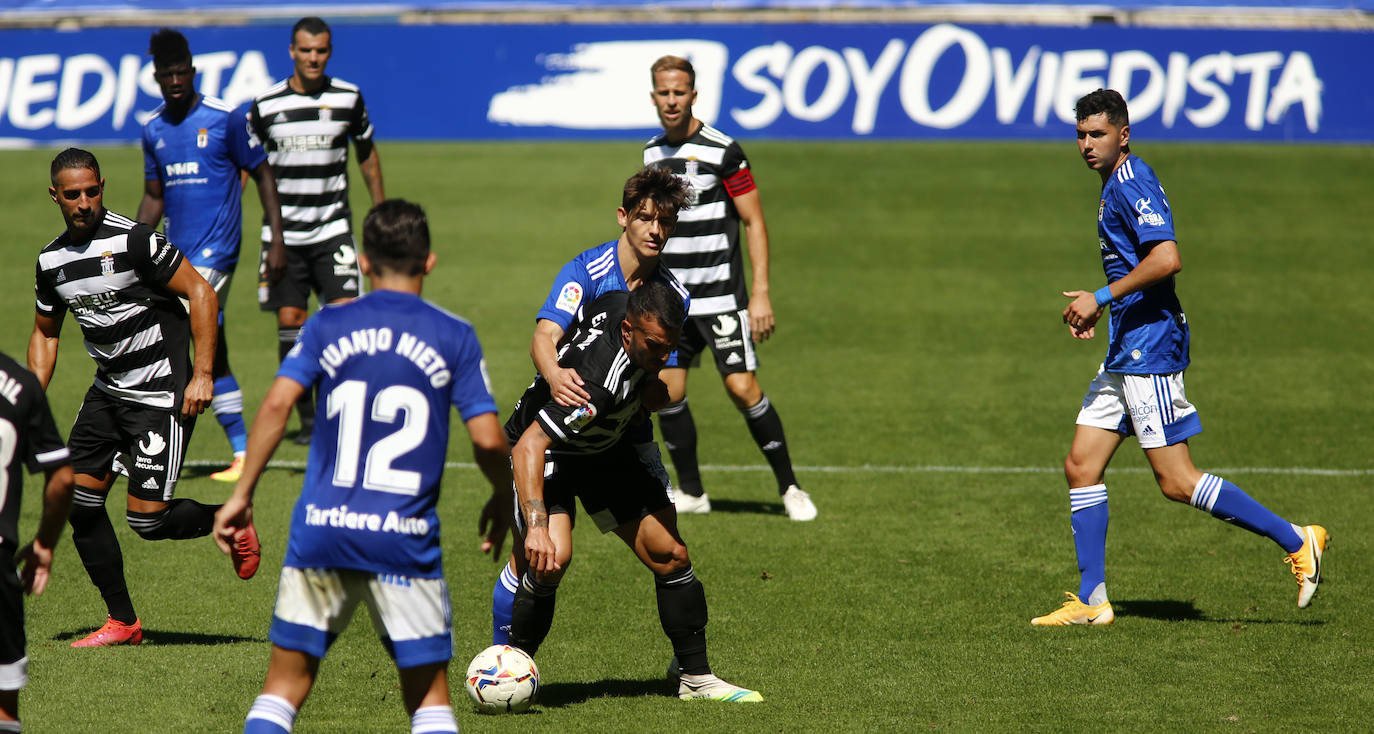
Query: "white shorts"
1076 364 1202 449
181 265 234 316
268 567 452 669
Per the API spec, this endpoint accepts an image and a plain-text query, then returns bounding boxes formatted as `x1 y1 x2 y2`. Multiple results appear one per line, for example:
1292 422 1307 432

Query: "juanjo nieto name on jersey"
306 326 454 388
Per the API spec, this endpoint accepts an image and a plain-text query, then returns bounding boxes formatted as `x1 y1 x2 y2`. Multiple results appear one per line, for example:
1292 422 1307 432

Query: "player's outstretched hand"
183 373 214 416
548 367 590 407
749 291 775 343
523 527 560 574
16 539 55 596
478 495 511 559
213 495 253 555
1061 290 1104 339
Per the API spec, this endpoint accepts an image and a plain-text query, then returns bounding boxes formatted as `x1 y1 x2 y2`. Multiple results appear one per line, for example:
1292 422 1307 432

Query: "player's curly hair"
50 148 101 183
148 28 191 69
627 279 686 332
622 165 691 220
1075 89 1130 127
362 199 429 276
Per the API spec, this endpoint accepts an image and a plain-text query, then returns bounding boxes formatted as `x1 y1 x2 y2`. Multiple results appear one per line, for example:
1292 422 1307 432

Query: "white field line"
183 460 1374 477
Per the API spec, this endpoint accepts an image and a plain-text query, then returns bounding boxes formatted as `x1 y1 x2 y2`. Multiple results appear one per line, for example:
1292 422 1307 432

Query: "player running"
1032 89 1328 626
214 200 511 734
138 27 287 481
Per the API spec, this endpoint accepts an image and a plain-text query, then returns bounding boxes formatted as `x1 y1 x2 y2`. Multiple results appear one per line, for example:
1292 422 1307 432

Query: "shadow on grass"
535 678 672 708
1114 599 1325 626
55 627 263 646
699 498 784 517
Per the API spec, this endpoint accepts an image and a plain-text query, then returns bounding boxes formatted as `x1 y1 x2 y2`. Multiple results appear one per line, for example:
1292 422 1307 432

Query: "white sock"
411 705 458 733
244 694 296 733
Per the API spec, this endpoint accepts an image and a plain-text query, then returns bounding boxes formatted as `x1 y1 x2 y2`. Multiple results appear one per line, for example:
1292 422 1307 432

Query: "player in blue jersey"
138 28 287 482
486 166 691 645
213 199 511 734
1032 89 1328 626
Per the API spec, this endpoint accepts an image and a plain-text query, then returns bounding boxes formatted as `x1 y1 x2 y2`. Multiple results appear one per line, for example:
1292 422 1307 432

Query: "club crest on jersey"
556 282 583 314
1097 199 1105 222
100 251 115 276
685 158 699 177
320 106 331 123
196 128 208 148
564 404 597 431
1134 197 1165 227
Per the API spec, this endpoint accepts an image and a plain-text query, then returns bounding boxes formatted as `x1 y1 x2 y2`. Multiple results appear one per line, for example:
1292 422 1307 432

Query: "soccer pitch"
2 140 1372 732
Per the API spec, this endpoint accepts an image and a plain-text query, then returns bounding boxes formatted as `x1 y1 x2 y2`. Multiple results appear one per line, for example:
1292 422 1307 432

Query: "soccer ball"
464 644 539 714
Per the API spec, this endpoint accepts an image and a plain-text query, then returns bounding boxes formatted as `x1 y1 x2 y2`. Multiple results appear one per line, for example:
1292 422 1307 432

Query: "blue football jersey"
1097 154 1189 375
277 290 498 578
142 96 266 272
536 240 690 331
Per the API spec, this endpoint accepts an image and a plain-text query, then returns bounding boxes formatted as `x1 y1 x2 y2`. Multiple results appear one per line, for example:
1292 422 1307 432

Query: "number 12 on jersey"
326 380 429 495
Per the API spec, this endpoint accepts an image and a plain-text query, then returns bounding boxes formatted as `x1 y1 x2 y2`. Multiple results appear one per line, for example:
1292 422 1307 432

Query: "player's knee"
646 542 690 576
127 507 173 540
1155 475 1194 504
1064 453 1098 487
724 373 762 408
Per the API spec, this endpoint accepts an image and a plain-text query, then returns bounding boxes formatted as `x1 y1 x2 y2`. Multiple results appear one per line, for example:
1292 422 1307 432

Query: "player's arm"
247 161 288 281
1062 240 1180 338
358 144 384 206
136 178 165 228
468 412 514 559
163 260 218 415
732 186 775 343
531 319 589 407
17 464 75 596
511 422 559 574
213 376 305 554
27 310 63 390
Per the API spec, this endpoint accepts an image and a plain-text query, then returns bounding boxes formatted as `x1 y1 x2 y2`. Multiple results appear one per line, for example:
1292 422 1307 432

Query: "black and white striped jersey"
643 123 756 317
249 77 376 247
34 210 191 411
505 292 649 456
0 350 69 553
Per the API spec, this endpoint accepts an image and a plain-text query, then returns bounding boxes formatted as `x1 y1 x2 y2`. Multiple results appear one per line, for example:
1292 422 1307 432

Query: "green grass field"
2 140 1372 732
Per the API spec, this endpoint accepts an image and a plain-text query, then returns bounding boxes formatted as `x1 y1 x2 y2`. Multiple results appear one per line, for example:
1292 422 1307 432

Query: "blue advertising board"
0 22 1368 144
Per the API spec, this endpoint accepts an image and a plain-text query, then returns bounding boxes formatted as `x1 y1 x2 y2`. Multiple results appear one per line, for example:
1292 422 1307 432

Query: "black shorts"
516 441 672 535
673 309 758 375
0 548 26 687
68 386 194 502
257 237 363 311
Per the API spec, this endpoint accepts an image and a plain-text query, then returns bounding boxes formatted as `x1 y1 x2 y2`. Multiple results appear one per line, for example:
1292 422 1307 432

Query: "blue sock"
212 376 248 455
492 561 518 645
244 694 295 733
1191 474 1304 553
1069 484 1109 602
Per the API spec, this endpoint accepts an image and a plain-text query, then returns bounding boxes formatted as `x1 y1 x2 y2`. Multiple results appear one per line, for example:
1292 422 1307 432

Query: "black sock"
508 573 559 657
69 488 135 624
279 327 314 424
656 565 709 676
658 399 703 496
742 396 797 494
128 499 220 540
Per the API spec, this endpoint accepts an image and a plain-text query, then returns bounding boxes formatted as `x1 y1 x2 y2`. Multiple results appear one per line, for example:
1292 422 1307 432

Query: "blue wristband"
1093 286 1113 307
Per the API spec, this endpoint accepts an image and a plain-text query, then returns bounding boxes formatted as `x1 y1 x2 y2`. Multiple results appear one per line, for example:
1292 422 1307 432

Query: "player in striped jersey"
250 16 385 444
0 350 74 732
138 28 287 482
28 149 251 648
643 55 817 522
504 282 761 703
1032 90 1327 626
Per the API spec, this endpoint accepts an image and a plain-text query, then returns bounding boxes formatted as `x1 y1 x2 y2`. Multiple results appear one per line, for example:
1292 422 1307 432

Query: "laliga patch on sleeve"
563 403 597 431
556 282 583 314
